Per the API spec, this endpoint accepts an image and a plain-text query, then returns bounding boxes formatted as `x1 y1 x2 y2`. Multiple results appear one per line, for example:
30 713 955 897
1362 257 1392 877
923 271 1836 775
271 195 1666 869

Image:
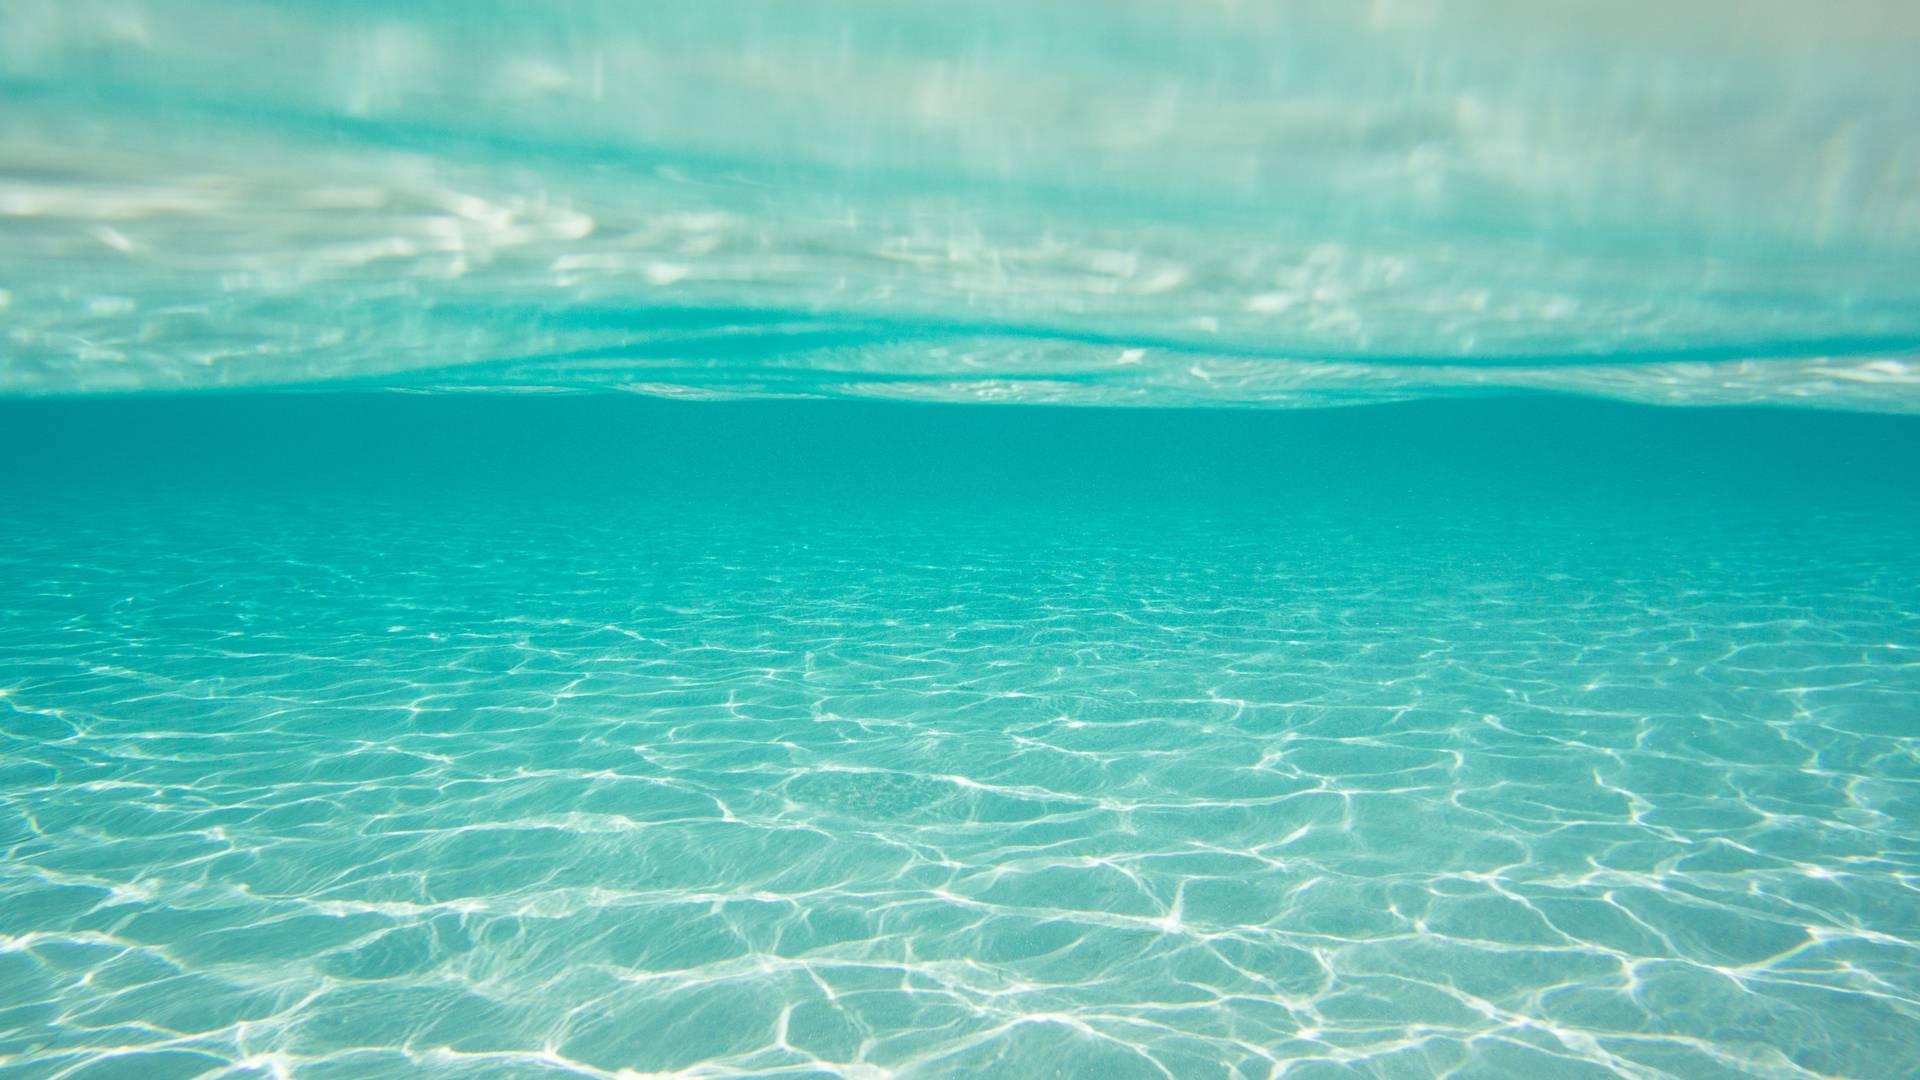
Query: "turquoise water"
5 4 1920 1078
4 1 1919 406
3 398 1918 1078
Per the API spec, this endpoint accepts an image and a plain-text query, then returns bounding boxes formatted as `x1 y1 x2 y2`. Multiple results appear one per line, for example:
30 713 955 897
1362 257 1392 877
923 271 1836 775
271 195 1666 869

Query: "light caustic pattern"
4 0 1920 406
3 496 1917 1078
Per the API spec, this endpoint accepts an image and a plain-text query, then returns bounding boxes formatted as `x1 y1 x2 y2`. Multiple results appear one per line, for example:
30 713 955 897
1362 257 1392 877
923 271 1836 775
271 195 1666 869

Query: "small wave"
2 1 1916 409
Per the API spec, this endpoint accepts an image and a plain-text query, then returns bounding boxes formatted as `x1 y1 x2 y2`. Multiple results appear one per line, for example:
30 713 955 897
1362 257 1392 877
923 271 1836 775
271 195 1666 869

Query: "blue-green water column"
1 395 1917 1078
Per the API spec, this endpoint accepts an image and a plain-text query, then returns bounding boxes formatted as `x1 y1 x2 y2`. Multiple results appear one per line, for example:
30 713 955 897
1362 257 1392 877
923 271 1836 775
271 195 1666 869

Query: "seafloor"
1 396 1916 1078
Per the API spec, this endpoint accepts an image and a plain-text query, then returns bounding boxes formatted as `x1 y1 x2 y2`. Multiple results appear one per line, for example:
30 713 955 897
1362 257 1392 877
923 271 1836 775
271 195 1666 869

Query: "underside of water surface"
4 3 1920 1079
3 0 1919 407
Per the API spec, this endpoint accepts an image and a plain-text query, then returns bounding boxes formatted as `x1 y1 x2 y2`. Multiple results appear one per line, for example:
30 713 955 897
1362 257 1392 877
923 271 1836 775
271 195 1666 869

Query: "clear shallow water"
6 4 1920 1077
2 397 1918 1078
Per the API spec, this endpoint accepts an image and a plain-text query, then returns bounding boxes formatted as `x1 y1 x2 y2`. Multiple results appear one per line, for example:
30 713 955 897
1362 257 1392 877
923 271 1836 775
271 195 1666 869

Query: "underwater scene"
2 3 1918 1078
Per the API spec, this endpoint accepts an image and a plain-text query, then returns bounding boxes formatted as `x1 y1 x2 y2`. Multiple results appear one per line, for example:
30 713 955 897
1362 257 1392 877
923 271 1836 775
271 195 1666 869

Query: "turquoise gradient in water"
2 397 1918 1078
3 1 1919 405
5 3 1920 1077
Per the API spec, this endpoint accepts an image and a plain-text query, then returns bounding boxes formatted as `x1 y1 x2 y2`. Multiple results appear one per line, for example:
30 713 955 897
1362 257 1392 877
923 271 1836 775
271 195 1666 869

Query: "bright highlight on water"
2 3 1918 1079
5 0 1920 405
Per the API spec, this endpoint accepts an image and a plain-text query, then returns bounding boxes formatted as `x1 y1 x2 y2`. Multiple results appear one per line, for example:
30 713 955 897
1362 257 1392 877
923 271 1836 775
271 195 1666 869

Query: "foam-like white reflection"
2 0 1917 404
